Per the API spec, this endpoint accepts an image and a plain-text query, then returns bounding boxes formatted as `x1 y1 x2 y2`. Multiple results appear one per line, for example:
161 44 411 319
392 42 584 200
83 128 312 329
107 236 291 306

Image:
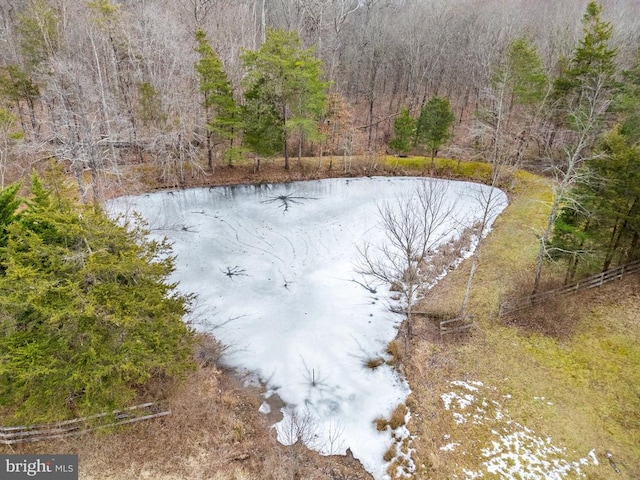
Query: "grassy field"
397 161 640 479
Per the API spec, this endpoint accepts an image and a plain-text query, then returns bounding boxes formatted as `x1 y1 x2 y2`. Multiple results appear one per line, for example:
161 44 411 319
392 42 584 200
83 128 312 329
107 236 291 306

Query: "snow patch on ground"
440 381 598 479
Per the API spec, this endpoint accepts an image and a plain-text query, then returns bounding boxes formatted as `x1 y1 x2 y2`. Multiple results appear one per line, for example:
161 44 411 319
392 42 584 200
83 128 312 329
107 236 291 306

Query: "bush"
195 334 227 368
0 170 194 424
363 357 385 370
388 403 408 430
502 275 582 338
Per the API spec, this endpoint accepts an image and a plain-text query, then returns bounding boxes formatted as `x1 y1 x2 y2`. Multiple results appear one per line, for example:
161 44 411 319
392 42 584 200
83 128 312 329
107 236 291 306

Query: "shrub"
364 357 385 370
0 170 195 424
374 417 388 431
195 334 227 368
388 403 408 430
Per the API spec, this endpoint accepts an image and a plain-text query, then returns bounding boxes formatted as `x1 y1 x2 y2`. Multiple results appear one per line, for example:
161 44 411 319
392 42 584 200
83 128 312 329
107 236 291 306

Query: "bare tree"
357 179 457 350
532 87 611 294
277 406 319 447
532 2 617 294
458 177 507 318
177 0 218 30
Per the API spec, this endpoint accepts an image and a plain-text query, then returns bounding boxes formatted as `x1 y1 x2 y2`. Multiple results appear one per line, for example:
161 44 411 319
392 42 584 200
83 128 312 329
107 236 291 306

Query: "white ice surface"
108 176 507 480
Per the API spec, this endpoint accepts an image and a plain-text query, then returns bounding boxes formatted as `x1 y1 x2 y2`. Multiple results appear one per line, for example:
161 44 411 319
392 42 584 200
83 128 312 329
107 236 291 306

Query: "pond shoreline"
105 155 494 202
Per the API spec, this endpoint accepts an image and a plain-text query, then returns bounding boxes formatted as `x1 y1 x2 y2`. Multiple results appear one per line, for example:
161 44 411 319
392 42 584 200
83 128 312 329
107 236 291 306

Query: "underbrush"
500 275 584 339
112 154 503 199
1 343 374 480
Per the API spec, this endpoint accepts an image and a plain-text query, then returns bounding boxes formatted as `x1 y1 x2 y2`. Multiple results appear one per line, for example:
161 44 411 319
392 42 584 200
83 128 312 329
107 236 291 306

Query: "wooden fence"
411 310 473 339
0 402 170 445
500 260 640 316
439 315 474 338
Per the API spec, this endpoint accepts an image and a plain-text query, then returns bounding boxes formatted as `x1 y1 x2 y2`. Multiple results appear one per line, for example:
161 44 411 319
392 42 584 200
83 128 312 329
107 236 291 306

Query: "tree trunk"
460 253 478 318
603 217 620 271
89 31 119 182
283 107 290 170
604 196 637 270
565 252 579 284
367 96 375 150
532 201 557 295
630 230 639 260
26 97 39 140
206 129 213 171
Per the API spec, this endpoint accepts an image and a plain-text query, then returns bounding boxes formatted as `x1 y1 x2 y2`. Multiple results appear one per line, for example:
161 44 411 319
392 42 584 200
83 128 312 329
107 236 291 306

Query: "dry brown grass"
385 339 404 367
401 170 640 479
0 355 372 480
388 404 408 430
374 416 388 432
382 445 395 462
363 356 385 370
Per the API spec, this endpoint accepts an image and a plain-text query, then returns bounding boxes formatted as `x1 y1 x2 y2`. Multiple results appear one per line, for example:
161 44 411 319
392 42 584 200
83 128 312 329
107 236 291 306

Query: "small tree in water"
357 179 457 352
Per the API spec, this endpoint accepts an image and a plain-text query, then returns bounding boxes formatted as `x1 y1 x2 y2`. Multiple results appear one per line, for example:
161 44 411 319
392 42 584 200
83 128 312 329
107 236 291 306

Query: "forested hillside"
0 0 637 181
1 0 638 275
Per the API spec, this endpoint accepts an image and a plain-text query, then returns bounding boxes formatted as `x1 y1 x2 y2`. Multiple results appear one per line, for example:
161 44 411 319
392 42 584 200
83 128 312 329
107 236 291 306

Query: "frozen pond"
108 176 507 479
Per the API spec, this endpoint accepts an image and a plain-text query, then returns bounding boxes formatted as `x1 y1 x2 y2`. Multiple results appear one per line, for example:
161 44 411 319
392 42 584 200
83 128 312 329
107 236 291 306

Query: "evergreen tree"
388 107 415 157
415 96 455 168
0 168 194 423
616 50 640 145
503 37 547 107
0 65 40 140
533 1 618 293
0 108 23 189
550 127 640 278
550 48 640 274
242 85 285 173
137 82 165 128
0 183 21 250
195 29 241 171
592 130 640 267
16 0 60 70
241 29 328 170
553 1 617 111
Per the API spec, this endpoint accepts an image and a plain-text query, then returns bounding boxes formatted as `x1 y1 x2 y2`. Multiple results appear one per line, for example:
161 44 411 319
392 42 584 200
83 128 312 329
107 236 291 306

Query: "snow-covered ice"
108 176 507 479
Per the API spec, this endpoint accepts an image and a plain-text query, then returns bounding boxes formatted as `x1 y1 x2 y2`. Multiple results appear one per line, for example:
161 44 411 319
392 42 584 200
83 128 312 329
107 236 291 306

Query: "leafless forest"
0 0 638 195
